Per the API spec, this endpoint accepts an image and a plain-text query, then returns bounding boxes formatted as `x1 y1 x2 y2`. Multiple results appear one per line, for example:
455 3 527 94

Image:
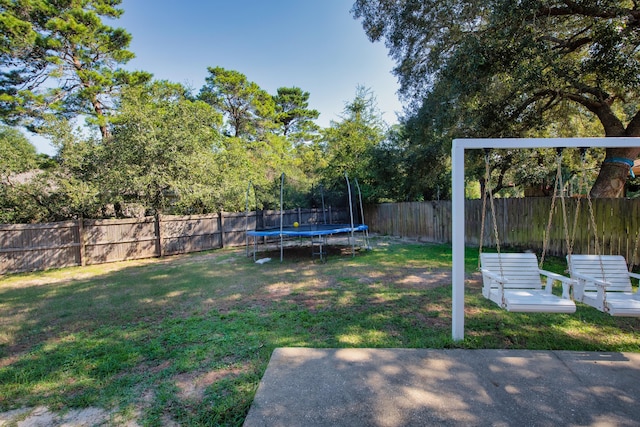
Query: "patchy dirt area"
0 236 465 426
0 406 129 427
173 365 251 401
0 247 246 290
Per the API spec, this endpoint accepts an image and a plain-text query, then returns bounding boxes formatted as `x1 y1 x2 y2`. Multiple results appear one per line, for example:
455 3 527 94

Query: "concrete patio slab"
244 348 640 427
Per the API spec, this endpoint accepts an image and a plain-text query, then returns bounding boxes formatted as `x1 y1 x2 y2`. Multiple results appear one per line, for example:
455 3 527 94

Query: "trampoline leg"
253 236 257 261
312 235 326 262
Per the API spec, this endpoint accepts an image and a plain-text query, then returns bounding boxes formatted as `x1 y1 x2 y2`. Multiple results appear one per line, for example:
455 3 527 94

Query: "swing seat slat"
480 253 576 313
568 255 640 317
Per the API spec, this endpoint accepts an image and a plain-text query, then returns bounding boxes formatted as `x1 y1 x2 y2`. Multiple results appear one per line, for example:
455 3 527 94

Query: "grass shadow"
0 239 638 425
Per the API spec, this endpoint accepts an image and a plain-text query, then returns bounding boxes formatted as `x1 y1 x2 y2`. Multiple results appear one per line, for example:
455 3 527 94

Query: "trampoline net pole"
280 172 284 262
354 178 370 249
320 184 326 225
345 172 356 257
245 181 252 258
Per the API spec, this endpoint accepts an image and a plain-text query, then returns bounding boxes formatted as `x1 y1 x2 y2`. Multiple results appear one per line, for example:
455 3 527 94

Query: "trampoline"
246 224 369 262
245 172 370 262
247 223 368 238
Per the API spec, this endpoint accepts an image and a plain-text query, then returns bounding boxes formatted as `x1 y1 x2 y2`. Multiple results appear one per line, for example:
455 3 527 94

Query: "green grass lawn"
1 237 638 426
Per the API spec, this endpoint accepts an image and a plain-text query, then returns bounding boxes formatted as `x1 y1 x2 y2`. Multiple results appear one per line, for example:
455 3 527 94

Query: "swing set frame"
451 137 640 341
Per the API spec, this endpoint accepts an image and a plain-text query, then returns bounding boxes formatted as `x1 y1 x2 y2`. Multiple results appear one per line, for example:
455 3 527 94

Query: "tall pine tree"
0 0 150 139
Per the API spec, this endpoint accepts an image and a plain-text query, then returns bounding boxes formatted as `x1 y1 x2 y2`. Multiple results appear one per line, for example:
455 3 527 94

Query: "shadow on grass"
0 241 638 425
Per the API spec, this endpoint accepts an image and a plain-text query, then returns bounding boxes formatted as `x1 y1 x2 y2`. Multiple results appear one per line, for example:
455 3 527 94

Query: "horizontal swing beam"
454 137 639 150
452 137 640 341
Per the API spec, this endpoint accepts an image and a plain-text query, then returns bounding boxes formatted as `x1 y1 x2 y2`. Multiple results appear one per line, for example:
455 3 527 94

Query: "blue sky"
31 0 403 155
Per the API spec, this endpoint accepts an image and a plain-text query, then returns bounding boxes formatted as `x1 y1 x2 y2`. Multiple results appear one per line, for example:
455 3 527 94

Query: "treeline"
4 2 640 225
1 79 427 223
0 2 441 224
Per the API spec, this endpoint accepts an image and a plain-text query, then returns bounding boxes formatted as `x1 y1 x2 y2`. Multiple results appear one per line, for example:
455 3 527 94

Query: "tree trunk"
590 147 640 198
581 96 640 197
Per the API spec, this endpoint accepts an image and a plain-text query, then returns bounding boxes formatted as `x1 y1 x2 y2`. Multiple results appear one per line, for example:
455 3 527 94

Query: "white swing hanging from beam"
478 149 576 313
568 254 640 316
564 154 640 316
452 137 640 341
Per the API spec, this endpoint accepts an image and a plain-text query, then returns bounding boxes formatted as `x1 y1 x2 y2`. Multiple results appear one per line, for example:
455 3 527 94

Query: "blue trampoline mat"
247 224 368 238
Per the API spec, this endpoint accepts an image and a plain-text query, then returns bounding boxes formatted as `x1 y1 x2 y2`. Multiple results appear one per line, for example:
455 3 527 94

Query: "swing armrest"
570 271 612 308
629 272 640 301
630 273 640 301
538 269 573 284
539 269 575 298
628 271 640 281
480 268 507 300
571 272 611 289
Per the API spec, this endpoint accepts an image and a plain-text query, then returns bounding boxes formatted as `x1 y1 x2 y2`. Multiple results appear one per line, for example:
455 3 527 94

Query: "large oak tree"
353 0 640 197
99 81 223 214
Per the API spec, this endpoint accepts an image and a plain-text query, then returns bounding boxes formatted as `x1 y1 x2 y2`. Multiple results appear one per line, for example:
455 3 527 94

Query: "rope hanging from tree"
603 157 636 178
631 228 640 272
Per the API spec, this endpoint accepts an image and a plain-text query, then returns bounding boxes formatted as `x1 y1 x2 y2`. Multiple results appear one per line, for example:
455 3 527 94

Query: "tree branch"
563 93 626 136
538 35 592 52
625 108 640 136
540 2 636 20
510 89 558 120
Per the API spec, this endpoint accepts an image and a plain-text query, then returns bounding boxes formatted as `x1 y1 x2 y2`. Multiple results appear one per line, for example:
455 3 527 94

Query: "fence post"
78 216 86 266
219 211 225 248
155 214 163 258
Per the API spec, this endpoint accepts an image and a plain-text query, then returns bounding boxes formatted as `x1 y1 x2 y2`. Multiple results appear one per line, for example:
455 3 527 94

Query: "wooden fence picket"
2 200 639 274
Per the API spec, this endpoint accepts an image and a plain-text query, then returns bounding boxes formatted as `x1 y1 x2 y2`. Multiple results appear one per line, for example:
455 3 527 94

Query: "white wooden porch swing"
563 148 640 317
452 138 640 341
478 148 576 314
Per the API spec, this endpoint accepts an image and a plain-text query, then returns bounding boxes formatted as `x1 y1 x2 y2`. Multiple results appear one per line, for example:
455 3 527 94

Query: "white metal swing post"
451 137 640 341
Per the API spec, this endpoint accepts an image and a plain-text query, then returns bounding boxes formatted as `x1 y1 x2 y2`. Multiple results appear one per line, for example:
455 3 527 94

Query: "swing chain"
478 149 503 278
478 151 490 269
580 150 606 280
568 153 585 256
539 149 573 270
559 159 572 269
631 227 640 272
540 152 562 268
487 167 503 277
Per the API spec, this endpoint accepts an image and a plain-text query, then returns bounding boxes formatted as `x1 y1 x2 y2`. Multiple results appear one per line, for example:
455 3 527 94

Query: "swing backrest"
567 255 632 293
480 252 543 290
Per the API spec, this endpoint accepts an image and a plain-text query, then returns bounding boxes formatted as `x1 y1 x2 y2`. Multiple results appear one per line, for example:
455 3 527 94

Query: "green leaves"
353 0 640 197
101 81 223 214
0 0 149 139
320 86 387 202
0 8 37 55
0 125 37 176
273 87 320 142
199 67 275 139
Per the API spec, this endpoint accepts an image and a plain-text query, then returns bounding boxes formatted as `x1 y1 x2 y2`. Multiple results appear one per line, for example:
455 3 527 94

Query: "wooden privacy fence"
364 201 452 244
0 208 349 274
4 200 639 274
365 197 640 265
